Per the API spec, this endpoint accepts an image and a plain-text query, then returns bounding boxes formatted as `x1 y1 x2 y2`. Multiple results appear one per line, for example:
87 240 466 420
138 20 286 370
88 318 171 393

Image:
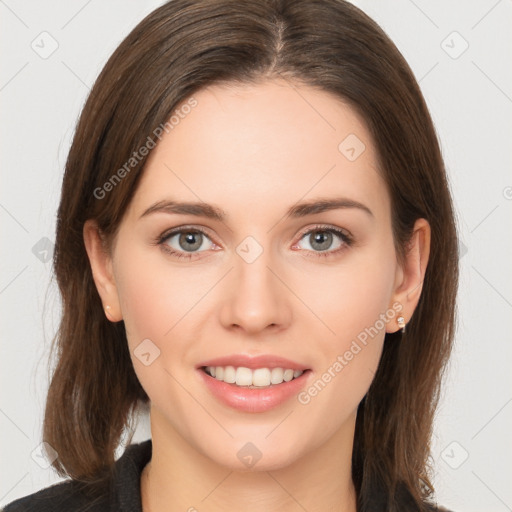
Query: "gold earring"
397 315 406 333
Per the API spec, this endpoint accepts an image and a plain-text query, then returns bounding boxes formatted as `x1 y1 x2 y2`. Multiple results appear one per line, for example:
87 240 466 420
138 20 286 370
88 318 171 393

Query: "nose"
219 250 292 335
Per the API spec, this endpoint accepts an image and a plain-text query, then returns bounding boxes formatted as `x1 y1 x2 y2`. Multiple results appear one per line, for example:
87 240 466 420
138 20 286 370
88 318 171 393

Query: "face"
95 80 407 471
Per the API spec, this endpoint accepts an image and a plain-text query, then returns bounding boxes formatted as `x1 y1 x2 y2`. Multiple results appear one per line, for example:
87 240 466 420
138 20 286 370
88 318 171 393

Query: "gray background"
1 1 511 510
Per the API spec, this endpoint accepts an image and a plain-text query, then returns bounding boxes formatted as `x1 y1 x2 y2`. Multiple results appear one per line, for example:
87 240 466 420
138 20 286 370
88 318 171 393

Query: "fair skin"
84 80 430 512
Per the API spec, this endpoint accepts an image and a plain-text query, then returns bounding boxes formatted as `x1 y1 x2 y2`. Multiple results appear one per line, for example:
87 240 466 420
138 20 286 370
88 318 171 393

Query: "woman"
3 0 458 511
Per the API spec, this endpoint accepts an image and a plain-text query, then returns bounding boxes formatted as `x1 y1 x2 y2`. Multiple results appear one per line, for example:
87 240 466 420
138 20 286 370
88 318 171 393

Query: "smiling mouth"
201 365 310 388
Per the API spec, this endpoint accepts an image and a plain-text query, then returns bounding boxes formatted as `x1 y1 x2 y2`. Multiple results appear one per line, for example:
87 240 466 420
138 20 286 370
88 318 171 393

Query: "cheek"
295 244 397 350
112 243 221 395
113 243 207 344
112 253 187 416
291 244 396 416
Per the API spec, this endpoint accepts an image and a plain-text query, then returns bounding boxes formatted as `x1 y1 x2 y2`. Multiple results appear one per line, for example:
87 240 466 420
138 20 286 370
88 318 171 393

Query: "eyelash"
155 224 353 261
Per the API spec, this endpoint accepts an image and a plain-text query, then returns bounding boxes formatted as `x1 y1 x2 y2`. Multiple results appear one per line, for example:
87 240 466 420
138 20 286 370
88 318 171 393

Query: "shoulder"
2 439 152 512
1 479 109 512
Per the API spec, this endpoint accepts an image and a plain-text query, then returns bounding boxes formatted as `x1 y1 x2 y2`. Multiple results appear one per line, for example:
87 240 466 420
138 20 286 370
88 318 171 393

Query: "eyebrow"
139 197 374 221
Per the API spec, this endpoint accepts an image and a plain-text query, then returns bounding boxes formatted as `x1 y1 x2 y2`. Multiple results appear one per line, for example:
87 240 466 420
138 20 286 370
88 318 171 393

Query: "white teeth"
235 367 253 386
283 369 294 382
223 365 236 384
270 367 284 384
204 366 304 387
253 368 271 387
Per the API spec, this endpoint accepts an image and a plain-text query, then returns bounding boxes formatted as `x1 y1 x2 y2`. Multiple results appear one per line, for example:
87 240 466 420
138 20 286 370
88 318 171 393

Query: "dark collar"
110 439 152 512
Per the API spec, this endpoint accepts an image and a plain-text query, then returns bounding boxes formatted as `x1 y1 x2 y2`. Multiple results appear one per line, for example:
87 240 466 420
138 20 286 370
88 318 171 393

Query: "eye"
157 226 216 260
156 224 353 261
293 225 353 258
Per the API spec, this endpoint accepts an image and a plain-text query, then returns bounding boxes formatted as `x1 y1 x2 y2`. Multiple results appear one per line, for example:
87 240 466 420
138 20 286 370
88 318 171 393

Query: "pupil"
311 231 332 251
179 232 202 251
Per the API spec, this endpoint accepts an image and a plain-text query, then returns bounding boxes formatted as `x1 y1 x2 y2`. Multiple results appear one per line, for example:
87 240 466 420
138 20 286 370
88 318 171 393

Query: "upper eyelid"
296 224 351 239
159 224 214 240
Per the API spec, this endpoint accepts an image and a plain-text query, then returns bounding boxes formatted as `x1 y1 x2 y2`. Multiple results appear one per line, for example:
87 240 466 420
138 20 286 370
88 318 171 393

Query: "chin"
194 434 305 472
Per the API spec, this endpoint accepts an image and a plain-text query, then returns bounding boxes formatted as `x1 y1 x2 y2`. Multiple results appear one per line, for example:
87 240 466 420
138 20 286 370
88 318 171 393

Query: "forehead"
129 79 389 223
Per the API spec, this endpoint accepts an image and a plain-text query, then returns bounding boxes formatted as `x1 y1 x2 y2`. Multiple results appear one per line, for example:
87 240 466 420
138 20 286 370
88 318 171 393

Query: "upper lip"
197 354 309 371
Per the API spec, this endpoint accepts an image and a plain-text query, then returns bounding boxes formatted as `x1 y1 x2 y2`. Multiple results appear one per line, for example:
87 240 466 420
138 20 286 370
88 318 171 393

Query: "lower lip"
197 368 311 413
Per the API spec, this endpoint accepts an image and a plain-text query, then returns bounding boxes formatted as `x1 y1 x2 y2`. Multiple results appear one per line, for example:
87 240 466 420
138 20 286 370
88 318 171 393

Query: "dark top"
3 440 152 512
2 439 454 511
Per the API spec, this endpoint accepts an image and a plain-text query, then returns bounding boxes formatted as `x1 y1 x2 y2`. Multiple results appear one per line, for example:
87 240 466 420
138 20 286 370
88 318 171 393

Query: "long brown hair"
44 1 458 510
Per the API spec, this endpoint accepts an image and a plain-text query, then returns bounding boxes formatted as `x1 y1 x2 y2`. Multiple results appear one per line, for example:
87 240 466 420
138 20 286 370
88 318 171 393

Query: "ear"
386 218 430 333
83 220 123 322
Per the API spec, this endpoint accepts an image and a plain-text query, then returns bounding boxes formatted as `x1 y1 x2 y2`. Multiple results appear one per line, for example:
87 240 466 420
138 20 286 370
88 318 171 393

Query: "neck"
141 406 357 512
